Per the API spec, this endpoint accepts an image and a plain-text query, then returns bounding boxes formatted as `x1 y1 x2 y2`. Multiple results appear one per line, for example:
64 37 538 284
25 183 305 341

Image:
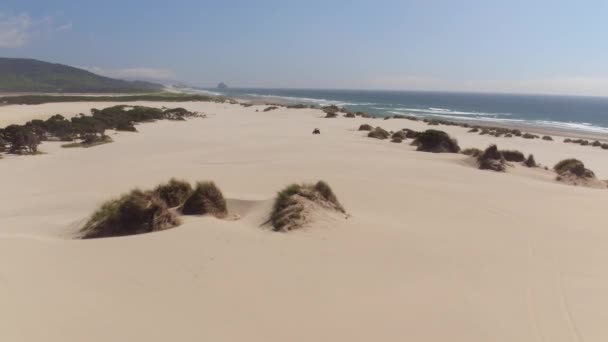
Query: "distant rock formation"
217 82 228 89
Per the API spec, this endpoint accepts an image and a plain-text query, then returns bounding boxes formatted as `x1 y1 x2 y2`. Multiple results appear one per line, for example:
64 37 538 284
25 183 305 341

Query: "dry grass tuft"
80 190 180 239
181 182 228 217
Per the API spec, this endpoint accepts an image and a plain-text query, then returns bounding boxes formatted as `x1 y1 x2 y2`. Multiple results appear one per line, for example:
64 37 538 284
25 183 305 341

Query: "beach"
1 101 608 341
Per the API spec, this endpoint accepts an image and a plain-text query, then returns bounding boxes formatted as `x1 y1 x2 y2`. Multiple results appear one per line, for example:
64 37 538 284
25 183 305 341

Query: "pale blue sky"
1 0 608 96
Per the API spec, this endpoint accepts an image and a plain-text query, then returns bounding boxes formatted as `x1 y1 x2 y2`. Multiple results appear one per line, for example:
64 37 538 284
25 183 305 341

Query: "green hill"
0 58 164 93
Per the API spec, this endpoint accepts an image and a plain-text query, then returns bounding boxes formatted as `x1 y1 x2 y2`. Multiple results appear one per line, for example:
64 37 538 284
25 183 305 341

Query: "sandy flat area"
1 101 608 341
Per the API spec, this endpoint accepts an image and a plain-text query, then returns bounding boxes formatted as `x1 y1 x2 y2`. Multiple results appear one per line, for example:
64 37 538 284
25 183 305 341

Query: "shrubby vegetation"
80 179 230 239
181 182 228 217
461 148 483 157
358 124 373 131
0 105 201 154
524 154 537 168
153 179 193 208
477 145 506 172
554 159 595 179
322 105 340 118
500 150 526 162
269 181 345 232
367 127 390 139
412 129 460 153
80 189 180 239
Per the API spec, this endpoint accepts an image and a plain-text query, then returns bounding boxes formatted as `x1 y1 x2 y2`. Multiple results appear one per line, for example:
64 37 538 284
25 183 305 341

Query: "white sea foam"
244 93 376 107
393 107 511 116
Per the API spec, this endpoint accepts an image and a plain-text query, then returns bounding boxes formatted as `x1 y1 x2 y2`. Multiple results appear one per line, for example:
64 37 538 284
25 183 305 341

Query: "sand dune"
1 101 608 341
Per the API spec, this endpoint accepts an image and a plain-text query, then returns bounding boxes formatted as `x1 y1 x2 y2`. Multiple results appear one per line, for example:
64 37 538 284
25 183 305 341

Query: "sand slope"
1 102 608 341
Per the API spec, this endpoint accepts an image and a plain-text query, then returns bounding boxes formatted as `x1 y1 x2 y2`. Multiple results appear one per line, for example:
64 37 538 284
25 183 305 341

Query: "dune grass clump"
358 124 373 131
263 106 278 112
403 129 420 139
461 147 483 157
524 154 537 167
500 150 526 162
367 127 390 139
554 159 595 179
181 182 227 217
269 181 345 232
542 135 553 141
80 190 180 239
477 145 506 172
412 129 460 153
391 130 407 140
152 178 193 208
61 134 113 148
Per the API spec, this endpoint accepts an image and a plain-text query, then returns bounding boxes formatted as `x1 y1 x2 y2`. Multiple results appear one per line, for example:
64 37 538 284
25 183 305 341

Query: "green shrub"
263 106 278 112
81 190 180 239
391 131 407 140
500 150 525 162
554 159 595 178
524 154 537 167
153 179 193 208
269 181 344 232
477 145 506 172
461 148 482 157
413 129 460 153
181 182 227 217
368 127 390 139
542 135 553 141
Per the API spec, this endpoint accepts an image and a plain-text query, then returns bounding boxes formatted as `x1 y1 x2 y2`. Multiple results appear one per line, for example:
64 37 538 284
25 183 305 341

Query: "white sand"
1 101 608 341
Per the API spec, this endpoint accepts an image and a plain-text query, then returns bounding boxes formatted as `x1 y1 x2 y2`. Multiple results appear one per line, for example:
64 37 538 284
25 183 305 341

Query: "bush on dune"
358 124 373 131
477 145 506 172
554 159 595 179
391 131 407 140
412 129 460 153
403 129 420 139
153 178 193 208
263 106 278 112
524 154 537 168
499 150 526 162
322 105 340 118
461 148 483 157
80 190 180 239
368 127 390 139
181 182 228 217
269 181 345 232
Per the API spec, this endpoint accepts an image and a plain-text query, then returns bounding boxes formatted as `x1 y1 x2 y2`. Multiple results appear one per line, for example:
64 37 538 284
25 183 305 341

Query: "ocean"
196 88 608 134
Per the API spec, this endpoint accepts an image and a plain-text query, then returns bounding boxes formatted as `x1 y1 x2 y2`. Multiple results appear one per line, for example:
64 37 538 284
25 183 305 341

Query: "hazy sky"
1 0 608 96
